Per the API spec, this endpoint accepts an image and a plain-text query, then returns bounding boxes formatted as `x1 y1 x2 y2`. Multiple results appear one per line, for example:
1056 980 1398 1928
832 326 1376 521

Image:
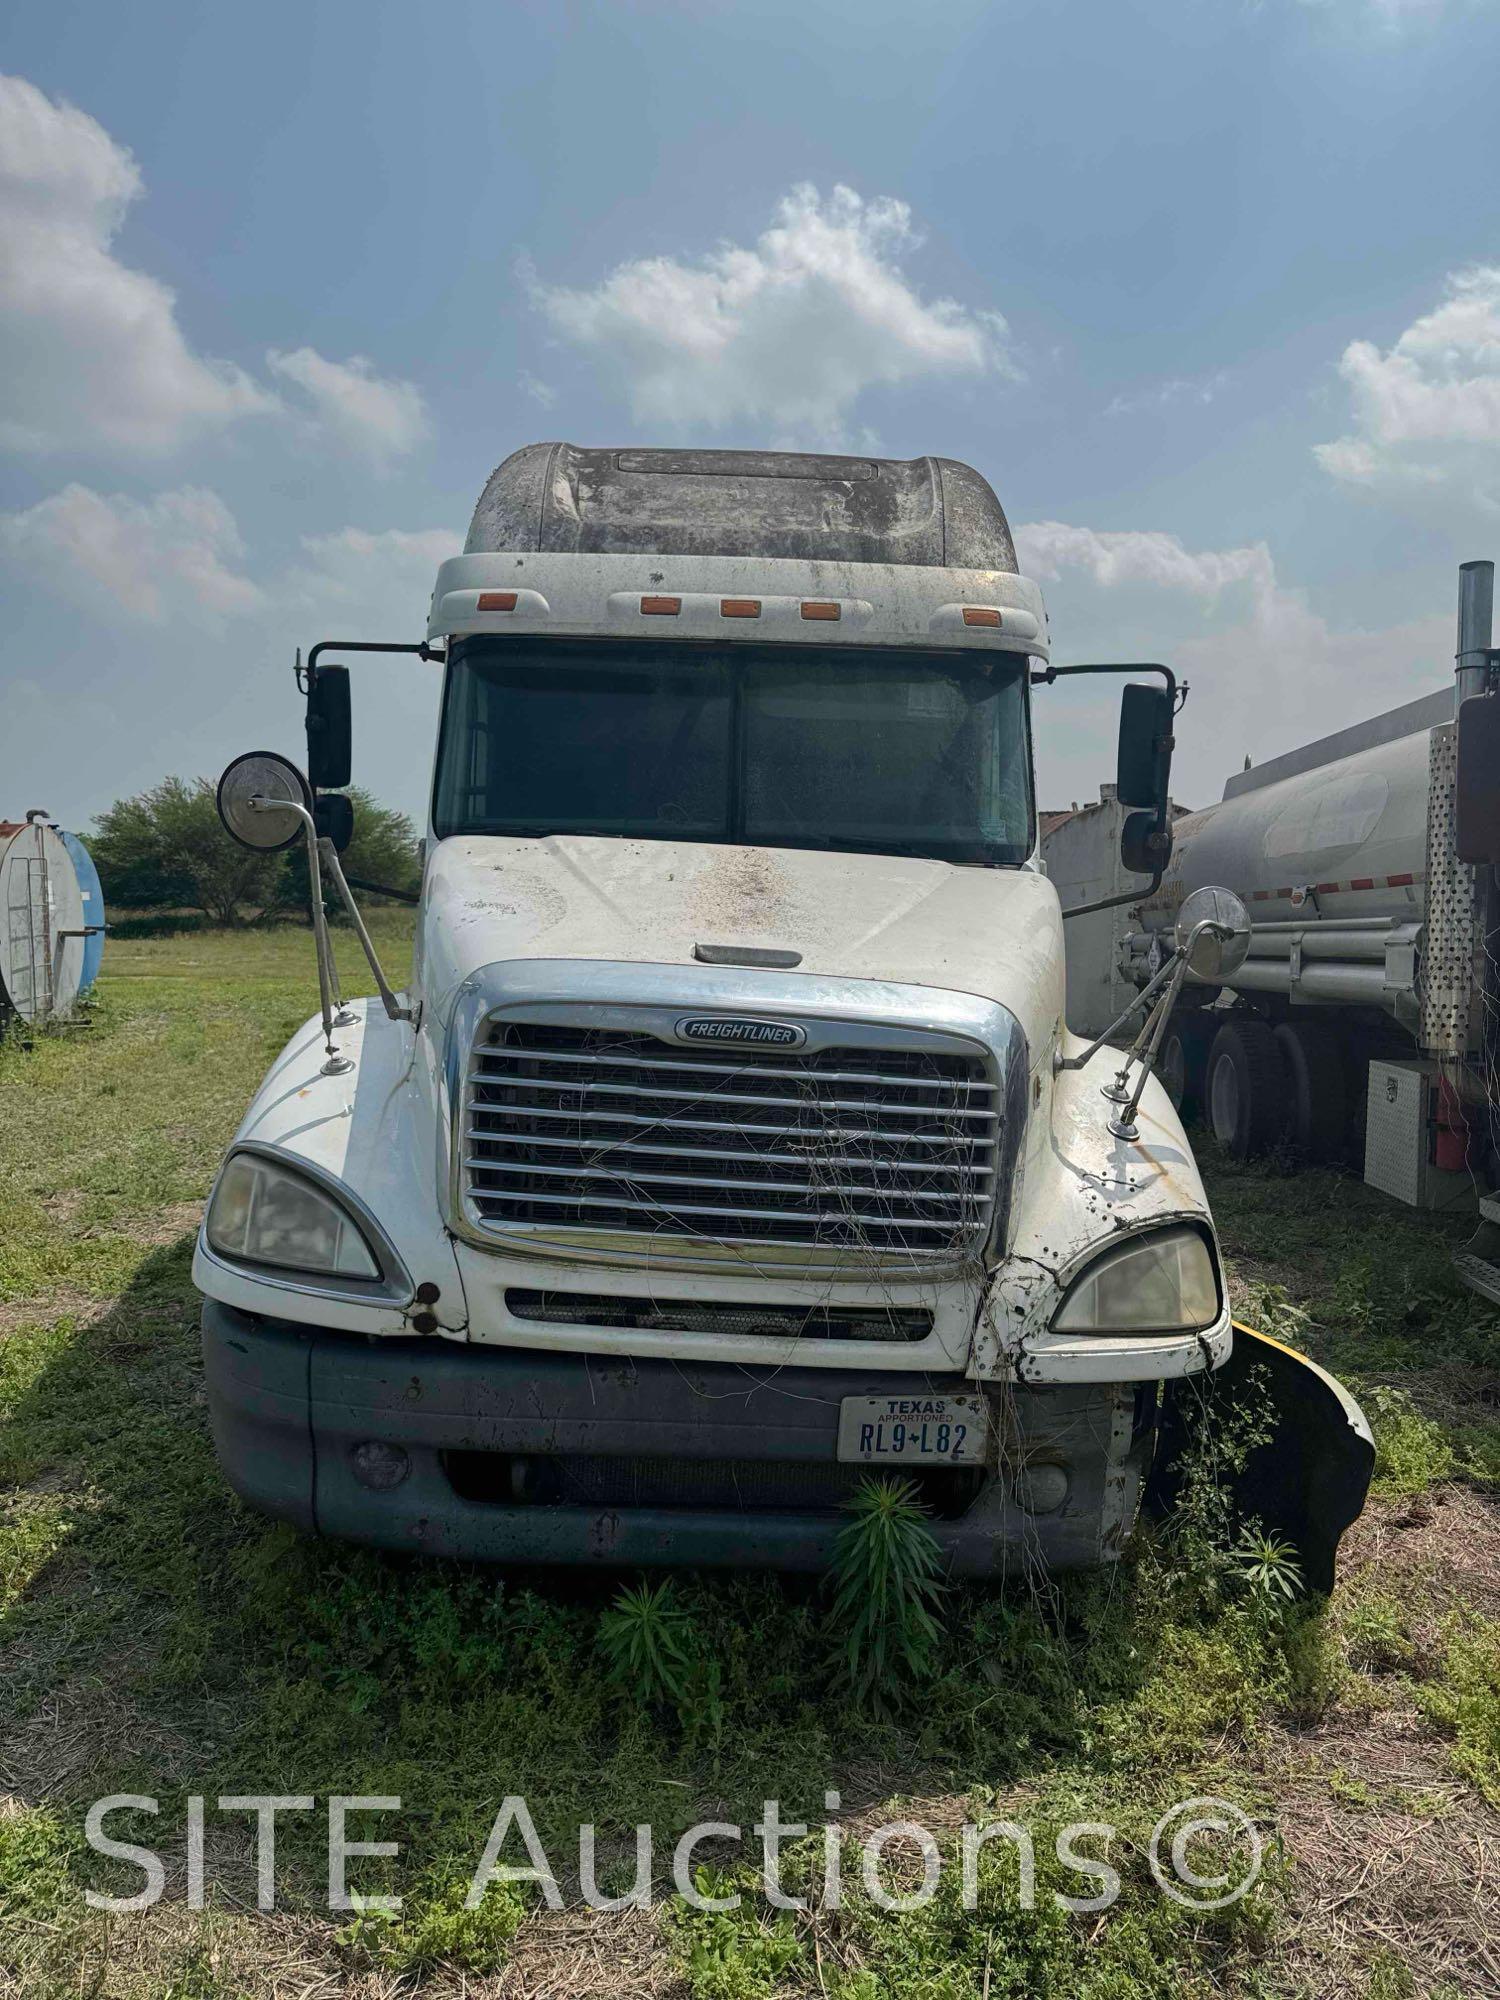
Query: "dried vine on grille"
462 1022 1000 1261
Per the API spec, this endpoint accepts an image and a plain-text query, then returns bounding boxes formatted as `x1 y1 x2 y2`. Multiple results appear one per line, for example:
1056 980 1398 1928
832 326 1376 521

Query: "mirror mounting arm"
1054 943 1185 1074
295 638 446 695
1058 868 1164 921
1055 917 1236 1138
1104 917 1237 1140
318 839 413 1025
247 795 353 1075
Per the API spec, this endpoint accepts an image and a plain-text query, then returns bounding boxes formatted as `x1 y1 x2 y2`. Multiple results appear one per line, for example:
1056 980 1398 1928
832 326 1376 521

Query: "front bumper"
202 1302 1155 1574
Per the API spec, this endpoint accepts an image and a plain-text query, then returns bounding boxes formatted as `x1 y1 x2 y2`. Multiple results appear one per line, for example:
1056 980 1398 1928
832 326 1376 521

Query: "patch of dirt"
1252 1484 1500 1996
0 1286 102 1340
1270 1776 1500 1997
18 1902 683 2000
0 1647 199 1807
11 1902 388 2000
131 1200 203 1248
1224 1243 1335 1305
1340 1483 1500 1621
1360 1360 1500 1436
491 1907 679 1998
39 1191 87 1229
1 1202 199 1343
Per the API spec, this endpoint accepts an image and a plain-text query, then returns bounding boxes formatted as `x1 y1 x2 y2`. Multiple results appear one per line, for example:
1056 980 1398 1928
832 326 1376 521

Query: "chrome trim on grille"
445 962 1027 1278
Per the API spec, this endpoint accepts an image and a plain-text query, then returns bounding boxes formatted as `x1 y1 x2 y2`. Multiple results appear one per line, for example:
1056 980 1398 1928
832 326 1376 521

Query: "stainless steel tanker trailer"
1044 560 1500 1301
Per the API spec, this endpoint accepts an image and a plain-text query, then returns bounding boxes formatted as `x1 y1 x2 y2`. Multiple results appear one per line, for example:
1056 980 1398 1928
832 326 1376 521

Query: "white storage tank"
0 815 89 1023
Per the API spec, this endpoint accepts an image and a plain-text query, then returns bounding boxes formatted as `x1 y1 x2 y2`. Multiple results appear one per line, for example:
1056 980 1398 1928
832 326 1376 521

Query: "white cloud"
527 182 1017 441
286 525 462 621
0 492 458 829
266 347 428 462
0 75 431 468
1019 518 1449 809
1016 521 1274 598
1315 266 1500 504
1 482 458 639
0 73 271 455
518 370 558 410
1105 371 1228 417
0 483 261 621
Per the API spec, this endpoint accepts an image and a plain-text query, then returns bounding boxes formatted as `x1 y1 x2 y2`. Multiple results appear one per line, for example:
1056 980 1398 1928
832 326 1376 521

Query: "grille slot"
463 1022 1000 1259
505 1289 933 1342
442 1450 983 1517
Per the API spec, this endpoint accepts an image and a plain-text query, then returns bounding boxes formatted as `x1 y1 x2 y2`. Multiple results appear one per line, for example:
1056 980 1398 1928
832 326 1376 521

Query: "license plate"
836 1394 988 1465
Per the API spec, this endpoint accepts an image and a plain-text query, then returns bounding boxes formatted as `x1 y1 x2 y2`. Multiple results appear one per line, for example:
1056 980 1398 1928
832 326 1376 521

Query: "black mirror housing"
314 792 356 853
1456 693 1500 863
306 665 352 789
1121 808 1171 876
1117 683 1173 809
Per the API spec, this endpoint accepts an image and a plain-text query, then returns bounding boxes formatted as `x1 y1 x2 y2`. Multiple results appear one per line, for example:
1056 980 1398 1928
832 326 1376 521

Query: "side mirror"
1456 694 1500 864
306 665 352 789
216 752 310 851
1174 884 1251 982
314 793 356 853
1121 808 1172 877
1117 683 1173 809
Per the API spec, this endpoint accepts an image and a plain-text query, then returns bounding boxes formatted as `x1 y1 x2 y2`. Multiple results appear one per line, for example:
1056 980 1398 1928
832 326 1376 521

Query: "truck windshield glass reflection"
432 639 1032 866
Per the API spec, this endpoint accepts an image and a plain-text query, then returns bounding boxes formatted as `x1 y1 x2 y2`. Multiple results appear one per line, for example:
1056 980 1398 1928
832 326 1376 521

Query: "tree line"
90 776 421 927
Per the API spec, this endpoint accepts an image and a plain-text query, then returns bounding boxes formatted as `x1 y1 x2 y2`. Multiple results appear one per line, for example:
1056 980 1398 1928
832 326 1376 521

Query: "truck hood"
421 834 1064 1047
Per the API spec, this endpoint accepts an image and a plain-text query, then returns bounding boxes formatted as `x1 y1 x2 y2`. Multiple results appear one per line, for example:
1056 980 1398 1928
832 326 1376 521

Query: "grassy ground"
2 921 1498 1998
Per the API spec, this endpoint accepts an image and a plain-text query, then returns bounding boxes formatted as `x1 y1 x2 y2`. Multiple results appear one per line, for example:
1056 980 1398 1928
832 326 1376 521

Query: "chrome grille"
462 1022 1000 1260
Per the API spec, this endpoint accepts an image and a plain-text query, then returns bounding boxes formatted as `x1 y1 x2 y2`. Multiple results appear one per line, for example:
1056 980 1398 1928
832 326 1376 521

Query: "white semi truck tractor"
196 445 1373 1586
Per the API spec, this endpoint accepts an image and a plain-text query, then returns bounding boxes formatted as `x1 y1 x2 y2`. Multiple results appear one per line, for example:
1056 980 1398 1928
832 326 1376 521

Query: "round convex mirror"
217 752 311 852
1174 884 1252 982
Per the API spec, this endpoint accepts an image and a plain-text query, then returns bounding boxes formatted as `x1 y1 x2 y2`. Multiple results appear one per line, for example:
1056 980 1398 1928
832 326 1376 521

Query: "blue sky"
3 0 1498 828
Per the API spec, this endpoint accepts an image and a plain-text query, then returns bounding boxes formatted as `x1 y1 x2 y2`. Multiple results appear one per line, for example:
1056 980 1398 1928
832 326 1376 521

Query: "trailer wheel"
1160 1014 1216 1119
1274 1021 1349 1161
1206 1019 1289 1159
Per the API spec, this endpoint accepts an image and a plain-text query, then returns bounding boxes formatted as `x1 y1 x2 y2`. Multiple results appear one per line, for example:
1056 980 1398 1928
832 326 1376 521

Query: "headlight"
206 1153 379 1280
1052 1226 1220 1335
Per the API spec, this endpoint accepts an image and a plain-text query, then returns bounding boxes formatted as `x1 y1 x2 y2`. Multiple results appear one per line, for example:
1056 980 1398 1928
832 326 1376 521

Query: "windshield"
432 638 1033 865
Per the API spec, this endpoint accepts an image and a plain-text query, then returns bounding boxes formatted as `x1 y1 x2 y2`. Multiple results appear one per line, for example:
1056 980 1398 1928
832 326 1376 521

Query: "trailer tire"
1274 1021 1348 1161
1206 1019 1290 1160
1160 1014 1216 1119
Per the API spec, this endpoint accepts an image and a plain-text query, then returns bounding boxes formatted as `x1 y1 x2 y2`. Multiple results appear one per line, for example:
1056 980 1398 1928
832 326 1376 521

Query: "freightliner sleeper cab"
196 445 1373 1583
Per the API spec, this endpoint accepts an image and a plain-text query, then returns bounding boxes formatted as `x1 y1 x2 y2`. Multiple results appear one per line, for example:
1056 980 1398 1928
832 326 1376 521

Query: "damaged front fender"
1146 1321 1375 1594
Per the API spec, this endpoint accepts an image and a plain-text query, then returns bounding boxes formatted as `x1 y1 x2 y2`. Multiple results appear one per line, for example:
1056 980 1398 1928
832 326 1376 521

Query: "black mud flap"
1146 1322 1375 1595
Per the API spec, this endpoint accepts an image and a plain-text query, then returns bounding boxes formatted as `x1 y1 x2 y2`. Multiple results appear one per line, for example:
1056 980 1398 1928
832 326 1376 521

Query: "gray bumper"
201 1302 1152 1574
